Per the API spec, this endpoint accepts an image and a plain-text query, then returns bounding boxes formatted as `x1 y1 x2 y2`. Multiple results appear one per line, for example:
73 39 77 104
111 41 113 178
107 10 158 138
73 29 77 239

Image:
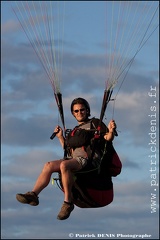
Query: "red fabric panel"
87 188 114 207
110 152 122 176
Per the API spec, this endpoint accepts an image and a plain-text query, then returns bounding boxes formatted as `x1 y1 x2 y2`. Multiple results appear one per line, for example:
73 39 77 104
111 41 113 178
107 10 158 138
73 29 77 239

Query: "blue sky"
1 1 159 239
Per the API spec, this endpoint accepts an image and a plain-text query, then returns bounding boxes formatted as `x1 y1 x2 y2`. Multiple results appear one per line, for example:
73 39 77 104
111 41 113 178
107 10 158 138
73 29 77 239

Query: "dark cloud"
2 114 56 147
121 158 139 169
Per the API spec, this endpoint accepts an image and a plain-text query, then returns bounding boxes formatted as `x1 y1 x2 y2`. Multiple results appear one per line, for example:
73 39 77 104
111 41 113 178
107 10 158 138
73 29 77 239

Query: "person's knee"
60 161 68 172
43 161 53 173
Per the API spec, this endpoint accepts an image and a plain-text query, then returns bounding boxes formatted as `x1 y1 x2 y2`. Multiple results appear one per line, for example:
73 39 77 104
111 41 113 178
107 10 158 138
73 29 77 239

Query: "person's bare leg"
60 159 81 203
56 159 82 220
32 159 63 195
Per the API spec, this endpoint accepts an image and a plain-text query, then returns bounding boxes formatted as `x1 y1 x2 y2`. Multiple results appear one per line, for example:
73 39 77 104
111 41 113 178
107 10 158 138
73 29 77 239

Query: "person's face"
72 104 88 123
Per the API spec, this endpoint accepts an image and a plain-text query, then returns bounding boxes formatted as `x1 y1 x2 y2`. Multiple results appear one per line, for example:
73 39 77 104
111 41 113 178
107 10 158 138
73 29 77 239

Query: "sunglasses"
73 108 85 113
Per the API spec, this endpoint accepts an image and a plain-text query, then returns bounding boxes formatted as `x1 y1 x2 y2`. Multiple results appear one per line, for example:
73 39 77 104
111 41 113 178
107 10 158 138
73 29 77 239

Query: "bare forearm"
104 119 116 141
53 125 66 148
58 136 65 148
104 131 114 141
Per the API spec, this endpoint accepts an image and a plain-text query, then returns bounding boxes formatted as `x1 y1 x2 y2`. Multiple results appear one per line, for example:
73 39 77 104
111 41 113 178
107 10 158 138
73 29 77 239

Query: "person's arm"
54 126 65 148
103 120 116 141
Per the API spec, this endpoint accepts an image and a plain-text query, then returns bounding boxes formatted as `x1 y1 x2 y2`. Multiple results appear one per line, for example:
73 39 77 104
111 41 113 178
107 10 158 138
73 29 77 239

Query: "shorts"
76 156 88 168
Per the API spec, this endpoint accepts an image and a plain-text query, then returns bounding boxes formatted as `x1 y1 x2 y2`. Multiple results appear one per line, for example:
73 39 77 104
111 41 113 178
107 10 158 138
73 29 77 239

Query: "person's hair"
70 97 91 116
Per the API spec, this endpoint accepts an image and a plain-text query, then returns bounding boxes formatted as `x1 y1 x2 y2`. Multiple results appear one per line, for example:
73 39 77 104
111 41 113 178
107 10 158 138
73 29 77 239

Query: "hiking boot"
16 191 39 206
57 202 74 220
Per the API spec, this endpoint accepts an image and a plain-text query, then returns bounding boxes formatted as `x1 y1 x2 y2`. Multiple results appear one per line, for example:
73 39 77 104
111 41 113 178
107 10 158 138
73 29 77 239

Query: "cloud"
1 19 19 34
2 149 62 180
1 114 54 146
1 178 159 239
